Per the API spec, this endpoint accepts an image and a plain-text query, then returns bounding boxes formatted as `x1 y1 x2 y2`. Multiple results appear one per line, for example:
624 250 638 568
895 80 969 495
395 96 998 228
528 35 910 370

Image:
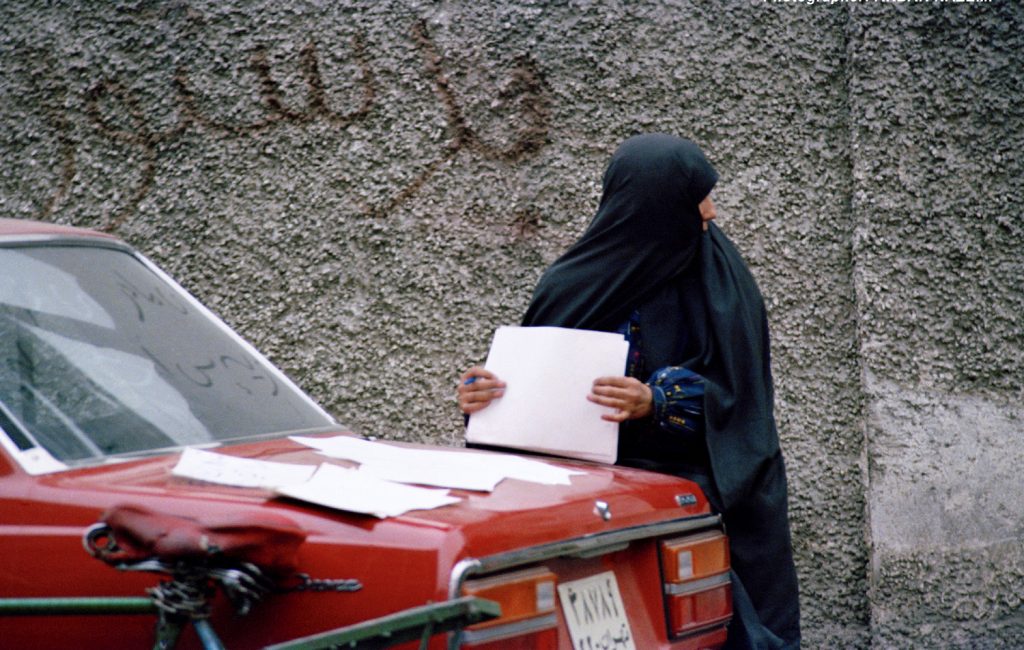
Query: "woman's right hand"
457 366 506 414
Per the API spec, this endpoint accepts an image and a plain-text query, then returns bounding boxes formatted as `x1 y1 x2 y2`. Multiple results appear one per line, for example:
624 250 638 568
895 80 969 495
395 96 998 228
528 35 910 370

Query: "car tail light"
460 566 558 649
660 530 732 638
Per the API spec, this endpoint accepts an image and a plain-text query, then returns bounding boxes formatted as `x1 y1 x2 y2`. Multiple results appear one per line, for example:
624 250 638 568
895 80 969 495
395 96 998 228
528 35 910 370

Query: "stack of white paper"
465 326 629 464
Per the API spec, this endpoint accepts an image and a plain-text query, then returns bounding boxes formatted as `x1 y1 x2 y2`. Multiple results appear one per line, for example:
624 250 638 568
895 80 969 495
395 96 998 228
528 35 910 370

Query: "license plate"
557 571 636 650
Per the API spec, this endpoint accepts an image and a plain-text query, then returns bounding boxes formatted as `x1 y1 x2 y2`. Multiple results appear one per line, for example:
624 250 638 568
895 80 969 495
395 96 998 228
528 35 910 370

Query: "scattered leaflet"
290 435 582 490
171 447 316 489
172 437 587 520
275 463 460 518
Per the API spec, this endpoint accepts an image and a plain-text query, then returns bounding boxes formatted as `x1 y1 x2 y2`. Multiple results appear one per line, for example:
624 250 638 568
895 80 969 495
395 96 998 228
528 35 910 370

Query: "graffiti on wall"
24 18 552 234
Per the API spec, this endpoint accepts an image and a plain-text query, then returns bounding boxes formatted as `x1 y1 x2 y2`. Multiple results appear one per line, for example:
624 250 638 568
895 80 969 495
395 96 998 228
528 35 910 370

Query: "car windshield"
0 242 336 468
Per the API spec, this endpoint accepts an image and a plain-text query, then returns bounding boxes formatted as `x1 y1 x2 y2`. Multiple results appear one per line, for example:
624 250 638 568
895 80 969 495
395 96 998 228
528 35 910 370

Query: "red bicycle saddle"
92 503 308 577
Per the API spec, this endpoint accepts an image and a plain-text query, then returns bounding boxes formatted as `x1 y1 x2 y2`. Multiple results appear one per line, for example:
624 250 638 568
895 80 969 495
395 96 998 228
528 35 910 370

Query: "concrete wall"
1 1 1020 647
848 3 1024 646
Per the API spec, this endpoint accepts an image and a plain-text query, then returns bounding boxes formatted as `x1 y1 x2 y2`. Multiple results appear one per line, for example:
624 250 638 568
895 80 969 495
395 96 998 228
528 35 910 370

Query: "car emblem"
593 500 611 521
676 493 698 507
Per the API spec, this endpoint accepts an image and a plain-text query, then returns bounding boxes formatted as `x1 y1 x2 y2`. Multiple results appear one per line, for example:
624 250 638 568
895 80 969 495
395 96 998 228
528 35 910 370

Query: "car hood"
18 432 712 560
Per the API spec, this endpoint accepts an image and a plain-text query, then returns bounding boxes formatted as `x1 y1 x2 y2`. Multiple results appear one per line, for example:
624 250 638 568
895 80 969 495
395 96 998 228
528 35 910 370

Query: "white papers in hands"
171 447 316 489
289 435 581 490
275 463 460 518
465 326 629 464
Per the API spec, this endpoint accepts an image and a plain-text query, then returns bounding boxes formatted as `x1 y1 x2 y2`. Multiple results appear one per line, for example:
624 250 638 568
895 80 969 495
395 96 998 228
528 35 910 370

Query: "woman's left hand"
588 376 653 422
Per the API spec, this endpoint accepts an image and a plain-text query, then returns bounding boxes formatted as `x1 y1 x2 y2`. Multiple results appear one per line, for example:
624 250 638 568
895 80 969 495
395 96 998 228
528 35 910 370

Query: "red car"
0 218 731 649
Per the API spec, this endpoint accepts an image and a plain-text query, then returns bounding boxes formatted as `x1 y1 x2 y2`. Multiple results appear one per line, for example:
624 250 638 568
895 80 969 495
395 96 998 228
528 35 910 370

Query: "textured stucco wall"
0 1 1020 647
847 2 1024 647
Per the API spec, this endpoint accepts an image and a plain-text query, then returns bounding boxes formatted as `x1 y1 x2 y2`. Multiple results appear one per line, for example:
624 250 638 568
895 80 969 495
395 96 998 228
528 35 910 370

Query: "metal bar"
263 596 501 650
193 619 228 650
0 237 133 252
664 571 732 596
0 596 156 616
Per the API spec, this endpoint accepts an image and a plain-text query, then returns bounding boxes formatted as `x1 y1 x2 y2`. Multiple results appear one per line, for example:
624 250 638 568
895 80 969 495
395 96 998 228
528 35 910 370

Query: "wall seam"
841 4 877 648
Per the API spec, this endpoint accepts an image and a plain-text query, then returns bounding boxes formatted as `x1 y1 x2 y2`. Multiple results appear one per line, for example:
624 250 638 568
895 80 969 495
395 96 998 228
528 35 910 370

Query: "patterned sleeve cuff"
647 366 706 437
650 382 669 424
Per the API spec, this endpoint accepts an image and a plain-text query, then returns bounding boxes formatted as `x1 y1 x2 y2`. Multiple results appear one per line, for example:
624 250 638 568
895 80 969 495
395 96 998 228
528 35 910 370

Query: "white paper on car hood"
290 434 583 491
275 463 460 518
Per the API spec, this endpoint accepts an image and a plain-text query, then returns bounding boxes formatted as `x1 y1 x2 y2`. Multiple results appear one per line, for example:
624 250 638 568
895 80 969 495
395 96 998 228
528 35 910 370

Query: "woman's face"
699 195 716 231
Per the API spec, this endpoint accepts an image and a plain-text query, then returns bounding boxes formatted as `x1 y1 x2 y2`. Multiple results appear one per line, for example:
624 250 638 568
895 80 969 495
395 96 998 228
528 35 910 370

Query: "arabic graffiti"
27 17 551 234
371 20 551 220
170 35 376 134
411 20 549 163
82 32 375 233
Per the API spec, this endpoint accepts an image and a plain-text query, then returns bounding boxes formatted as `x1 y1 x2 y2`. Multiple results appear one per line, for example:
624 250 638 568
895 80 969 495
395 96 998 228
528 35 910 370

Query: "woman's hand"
588 376 653 422
457 366 506 414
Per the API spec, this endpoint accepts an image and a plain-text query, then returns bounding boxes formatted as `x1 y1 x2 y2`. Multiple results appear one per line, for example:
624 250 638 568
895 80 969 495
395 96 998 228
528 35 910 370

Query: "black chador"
522 133 801 649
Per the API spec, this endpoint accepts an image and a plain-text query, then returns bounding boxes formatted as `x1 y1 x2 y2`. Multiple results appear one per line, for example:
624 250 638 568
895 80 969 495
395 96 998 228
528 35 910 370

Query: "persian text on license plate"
557 571 636 650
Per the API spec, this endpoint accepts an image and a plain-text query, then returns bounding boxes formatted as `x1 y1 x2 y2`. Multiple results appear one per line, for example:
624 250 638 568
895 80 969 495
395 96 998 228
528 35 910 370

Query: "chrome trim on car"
663 570 731 596
449 514 721 598
572 541 628 559
459 613 558 645
0 235 132 251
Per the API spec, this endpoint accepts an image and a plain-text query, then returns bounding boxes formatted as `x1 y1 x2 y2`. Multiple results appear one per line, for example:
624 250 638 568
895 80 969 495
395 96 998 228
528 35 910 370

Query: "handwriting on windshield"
26 18 551 233
140 343 280 399
114 270 189 322
177 354 280 397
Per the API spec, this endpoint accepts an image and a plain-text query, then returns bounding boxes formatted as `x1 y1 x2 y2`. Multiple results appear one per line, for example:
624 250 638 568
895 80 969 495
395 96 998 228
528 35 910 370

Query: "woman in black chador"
458 133 800 649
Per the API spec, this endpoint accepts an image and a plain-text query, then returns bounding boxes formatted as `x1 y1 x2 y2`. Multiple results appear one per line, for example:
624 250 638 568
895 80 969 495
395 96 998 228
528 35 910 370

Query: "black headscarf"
522 133 713 336
521 133 778 510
